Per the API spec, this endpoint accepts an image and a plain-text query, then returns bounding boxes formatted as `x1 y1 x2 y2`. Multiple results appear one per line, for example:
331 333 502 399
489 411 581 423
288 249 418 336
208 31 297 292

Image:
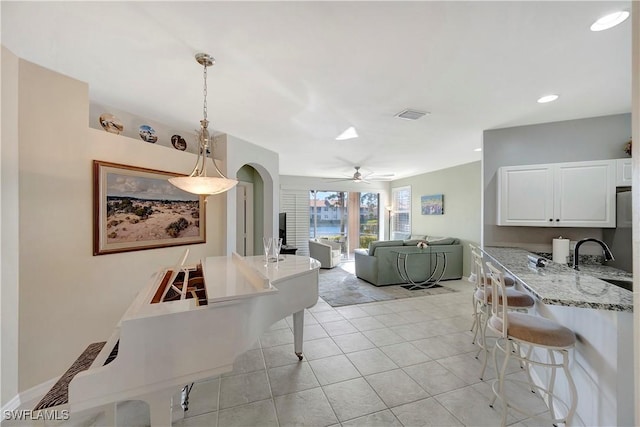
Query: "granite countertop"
481 247 633 312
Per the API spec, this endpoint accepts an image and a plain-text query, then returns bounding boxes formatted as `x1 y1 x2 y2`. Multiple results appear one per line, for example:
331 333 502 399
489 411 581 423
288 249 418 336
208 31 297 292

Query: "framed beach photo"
421 194 444 215
93 160 205 255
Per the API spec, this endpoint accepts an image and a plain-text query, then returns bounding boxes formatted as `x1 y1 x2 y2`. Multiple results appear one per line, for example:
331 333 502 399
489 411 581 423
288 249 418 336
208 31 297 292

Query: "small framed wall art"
421 194 444 215
93 160 205 255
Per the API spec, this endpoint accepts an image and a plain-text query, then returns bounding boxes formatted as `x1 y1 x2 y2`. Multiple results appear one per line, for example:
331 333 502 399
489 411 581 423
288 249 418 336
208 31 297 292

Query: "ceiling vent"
394 109 430 120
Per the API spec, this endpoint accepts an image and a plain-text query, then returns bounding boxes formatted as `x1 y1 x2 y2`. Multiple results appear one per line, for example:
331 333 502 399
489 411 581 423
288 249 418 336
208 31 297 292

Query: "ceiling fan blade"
323 178 352 182
363 172 395 179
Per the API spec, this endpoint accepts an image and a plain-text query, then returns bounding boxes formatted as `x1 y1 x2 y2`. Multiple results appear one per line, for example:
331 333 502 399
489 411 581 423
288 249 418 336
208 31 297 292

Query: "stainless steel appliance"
602 189 632 273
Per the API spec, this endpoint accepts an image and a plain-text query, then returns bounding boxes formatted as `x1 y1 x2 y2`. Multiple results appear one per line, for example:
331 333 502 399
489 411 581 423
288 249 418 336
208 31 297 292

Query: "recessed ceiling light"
335 126 358 141
537 94 559 104
590 11 629 32
473 148 482 152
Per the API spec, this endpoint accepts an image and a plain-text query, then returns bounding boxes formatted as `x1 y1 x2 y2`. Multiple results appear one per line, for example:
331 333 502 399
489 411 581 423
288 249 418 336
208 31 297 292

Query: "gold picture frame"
93 160 205 255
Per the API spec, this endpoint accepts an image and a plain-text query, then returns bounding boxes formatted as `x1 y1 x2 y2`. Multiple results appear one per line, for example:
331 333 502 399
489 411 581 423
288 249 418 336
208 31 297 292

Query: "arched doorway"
236 165 265 256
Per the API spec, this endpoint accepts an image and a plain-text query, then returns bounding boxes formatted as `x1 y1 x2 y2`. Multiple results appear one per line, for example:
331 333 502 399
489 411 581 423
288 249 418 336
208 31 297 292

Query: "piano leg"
96 402 116 427
293 309 305 360
142 389 175 427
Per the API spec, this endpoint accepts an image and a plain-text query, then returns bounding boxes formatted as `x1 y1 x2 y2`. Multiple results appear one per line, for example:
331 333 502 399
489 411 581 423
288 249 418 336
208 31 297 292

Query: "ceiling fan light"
336 126 358 140
590 11 629 32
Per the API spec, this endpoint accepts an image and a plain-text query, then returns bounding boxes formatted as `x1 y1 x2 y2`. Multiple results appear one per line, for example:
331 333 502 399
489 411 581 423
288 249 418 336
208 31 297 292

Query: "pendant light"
168 53 238 195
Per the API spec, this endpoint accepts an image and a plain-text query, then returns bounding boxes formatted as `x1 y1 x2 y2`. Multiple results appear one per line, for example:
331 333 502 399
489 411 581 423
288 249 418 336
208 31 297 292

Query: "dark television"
278 213 287 245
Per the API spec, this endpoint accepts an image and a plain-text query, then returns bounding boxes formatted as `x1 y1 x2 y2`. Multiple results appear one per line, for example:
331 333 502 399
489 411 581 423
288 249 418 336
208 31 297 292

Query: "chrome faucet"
573 238 615 270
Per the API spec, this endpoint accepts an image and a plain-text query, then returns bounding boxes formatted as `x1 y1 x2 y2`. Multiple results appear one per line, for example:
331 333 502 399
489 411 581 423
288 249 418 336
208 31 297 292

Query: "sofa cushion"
368 240 405 256
425 236 460 245
403 239 426 246
410 234 427 240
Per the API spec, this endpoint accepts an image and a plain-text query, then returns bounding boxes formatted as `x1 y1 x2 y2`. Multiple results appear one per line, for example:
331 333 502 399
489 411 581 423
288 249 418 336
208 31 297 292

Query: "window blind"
391 186 411 240
280 190 311 255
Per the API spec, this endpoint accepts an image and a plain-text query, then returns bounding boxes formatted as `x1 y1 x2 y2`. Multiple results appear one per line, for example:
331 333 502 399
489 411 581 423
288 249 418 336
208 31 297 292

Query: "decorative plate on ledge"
99 113 123 135
171 134 187 151
139 125 157 143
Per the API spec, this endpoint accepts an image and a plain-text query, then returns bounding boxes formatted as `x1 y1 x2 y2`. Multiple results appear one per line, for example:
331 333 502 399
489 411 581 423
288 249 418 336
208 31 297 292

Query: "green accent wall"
391 161 481 276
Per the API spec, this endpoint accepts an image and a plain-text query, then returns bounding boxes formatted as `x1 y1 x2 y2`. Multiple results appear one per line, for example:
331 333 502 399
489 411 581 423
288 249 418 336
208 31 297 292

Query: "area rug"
319 262 456 307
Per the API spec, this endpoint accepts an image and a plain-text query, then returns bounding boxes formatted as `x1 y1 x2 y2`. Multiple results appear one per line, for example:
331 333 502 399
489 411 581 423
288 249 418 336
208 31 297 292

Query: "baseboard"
1 376 60 412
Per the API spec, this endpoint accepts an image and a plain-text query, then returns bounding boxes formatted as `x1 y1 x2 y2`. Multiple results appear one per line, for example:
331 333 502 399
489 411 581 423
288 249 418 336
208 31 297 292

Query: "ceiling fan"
326 166 394 184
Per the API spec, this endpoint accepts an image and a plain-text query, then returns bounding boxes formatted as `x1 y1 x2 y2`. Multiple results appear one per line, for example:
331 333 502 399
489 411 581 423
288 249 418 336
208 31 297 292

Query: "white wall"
13 59 227 392
391 161 481 277
279 176 390 197
225 135 279 255
631 4 640 425
1 46 20 406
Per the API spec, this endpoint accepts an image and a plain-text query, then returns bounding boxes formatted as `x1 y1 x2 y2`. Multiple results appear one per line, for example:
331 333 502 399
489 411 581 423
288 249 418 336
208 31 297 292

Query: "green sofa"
354 237 463 286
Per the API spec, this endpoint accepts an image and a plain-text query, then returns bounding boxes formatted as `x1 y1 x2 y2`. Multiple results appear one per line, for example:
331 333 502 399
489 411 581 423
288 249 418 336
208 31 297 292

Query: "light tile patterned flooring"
116 277 552 427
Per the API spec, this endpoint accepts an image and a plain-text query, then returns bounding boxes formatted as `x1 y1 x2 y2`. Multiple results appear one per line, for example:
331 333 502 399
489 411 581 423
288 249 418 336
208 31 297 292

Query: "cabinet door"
616 158 632 187
497 165 554 226
554 160 615 227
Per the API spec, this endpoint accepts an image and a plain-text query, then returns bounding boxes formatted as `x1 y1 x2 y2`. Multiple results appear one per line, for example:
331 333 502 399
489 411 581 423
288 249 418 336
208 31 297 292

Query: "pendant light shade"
169 175 238 195
168 53 238 196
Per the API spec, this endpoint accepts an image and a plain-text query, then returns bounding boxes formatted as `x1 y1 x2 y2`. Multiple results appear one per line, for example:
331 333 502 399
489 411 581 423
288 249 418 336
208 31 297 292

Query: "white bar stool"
470 249 534 380
471 247 517 342
485 261 577 427
468 243 478 284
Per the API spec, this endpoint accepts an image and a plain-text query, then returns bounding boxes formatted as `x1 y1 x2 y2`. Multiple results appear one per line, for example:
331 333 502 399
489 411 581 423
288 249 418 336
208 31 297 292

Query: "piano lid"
203 253 321 304
202 253 278 304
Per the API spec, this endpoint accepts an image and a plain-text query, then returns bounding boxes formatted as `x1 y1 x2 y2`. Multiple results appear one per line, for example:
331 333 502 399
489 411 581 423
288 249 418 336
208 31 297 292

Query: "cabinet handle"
549 219 553 222
556 219 560 222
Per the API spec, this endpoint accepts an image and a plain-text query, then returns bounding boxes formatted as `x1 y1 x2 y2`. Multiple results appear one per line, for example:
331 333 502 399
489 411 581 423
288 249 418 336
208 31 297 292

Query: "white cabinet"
497 164 554 226
497 160 616 227
616 158 632 187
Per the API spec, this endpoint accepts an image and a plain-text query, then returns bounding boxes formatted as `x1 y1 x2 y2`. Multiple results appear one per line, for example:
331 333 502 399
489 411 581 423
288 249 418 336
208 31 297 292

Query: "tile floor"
131 278 551 427
104 278 553 427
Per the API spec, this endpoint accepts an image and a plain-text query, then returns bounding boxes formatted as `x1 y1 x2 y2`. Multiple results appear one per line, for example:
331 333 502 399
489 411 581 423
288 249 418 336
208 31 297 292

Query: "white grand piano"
34 252 320 426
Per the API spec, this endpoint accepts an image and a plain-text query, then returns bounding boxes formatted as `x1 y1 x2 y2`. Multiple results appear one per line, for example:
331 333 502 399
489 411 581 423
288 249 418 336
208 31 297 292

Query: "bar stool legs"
489 339 577 426
485 261 577 427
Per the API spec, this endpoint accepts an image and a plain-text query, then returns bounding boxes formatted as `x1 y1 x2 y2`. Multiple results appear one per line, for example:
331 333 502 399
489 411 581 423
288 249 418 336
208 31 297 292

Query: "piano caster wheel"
296 352 303 361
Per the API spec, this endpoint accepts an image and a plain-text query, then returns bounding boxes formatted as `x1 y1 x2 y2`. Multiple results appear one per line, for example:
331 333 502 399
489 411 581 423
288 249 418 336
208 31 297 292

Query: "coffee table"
392 248 448 290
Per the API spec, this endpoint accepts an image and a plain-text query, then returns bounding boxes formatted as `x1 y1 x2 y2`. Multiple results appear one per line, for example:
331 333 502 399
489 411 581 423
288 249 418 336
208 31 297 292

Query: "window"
359 192 379 248
309 191 348 241
391 186 411 240
307 190 381 253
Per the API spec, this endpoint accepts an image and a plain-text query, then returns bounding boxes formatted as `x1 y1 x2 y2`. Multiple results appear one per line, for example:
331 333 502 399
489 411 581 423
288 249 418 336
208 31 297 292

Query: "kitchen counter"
481 246 633 312
482 246 635 425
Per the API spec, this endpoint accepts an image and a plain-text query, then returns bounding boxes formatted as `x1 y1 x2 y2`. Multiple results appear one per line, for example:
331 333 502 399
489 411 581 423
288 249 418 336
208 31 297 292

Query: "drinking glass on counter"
263 237 273 266
273 238 283 268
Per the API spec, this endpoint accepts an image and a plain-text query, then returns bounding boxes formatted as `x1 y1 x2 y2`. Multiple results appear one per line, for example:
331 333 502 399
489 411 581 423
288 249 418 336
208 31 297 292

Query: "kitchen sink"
598 278 633 292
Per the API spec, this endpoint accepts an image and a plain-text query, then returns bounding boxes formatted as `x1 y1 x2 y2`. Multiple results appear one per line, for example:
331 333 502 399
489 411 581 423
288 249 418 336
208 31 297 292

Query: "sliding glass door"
310 190 381 255
359 192 379 249
309 191 347 241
